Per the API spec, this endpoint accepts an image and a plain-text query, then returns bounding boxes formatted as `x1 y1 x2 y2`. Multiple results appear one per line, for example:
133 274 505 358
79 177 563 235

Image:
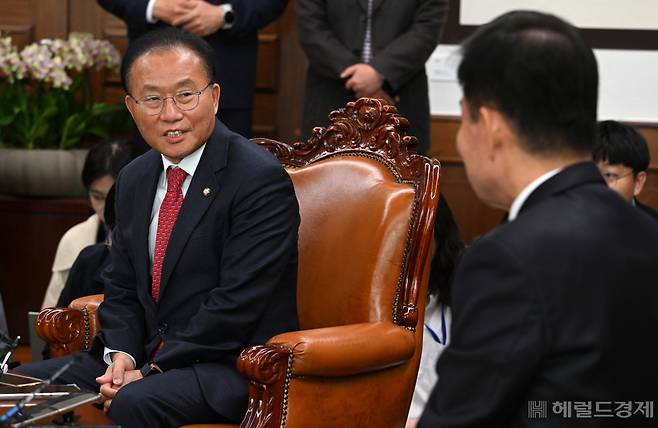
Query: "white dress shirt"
507 168 562 222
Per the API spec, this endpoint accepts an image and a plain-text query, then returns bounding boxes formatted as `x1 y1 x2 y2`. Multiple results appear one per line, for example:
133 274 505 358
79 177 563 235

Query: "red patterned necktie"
151 166 187 302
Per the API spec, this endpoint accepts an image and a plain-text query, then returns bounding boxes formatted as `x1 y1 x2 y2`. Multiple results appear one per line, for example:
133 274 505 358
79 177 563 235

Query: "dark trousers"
16 353 231 428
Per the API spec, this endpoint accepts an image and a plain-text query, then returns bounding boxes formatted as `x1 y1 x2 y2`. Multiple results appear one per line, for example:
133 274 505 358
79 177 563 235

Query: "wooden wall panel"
429 116 658 241
251 1 308 142
256 33 280 91
252 24 281 139
0 24 34 50
68 0 104 35
34 0 68 40
273 0 307 143
252 92 277 139
0 0 33 25
0 0 36 48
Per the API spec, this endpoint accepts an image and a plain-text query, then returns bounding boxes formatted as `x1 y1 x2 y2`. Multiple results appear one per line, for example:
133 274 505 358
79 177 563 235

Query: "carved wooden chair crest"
36 98 441 428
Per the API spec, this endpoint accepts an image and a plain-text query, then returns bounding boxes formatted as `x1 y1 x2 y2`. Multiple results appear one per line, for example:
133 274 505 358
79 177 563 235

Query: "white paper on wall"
460 0 658 30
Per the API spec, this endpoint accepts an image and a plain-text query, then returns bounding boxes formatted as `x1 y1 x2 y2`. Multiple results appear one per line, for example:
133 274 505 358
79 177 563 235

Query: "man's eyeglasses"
600 170 634 184
128 82 213 116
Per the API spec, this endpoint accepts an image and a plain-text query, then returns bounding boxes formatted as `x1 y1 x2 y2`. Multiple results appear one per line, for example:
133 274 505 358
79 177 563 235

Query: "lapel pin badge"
202 187 212 197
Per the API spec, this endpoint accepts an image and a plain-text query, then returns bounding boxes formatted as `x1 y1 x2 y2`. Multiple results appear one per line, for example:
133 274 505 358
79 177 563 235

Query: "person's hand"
95 353 141 412
340 63 384 97
153 0 196 25
171 1 225 37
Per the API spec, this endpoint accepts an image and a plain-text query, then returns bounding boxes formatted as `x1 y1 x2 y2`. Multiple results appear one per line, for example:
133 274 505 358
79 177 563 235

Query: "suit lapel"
157 121 229 300
132 150 161 308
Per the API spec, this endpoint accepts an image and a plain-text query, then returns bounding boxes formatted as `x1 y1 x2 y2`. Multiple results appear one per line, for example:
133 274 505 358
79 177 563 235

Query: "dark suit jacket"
56 243 110 307
97 0 287 111
637 199 658 222
419 162 658 428
297 0 449 152
96 120 300 422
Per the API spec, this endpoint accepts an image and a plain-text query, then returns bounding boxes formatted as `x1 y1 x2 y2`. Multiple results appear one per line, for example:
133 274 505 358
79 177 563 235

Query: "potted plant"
0 32 131 197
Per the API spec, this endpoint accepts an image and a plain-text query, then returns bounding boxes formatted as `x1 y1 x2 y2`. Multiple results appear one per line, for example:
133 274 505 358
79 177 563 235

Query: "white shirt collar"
507 167 562 222
160 143 206 177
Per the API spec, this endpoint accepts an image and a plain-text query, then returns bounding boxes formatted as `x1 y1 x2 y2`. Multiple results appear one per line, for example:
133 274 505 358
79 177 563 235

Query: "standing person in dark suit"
17 28 300 428
594 120 658 221
97 0 288 138
296 0 449 153
418 11 658 428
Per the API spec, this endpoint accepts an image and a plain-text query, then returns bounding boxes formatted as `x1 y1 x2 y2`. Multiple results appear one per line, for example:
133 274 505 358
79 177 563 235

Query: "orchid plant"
0 32 131 149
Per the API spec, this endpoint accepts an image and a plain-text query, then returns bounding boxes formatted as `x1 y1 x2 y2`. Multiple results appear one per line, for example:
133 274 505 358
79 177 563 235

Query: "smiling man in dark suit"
18 27 299 428
418 11 658 428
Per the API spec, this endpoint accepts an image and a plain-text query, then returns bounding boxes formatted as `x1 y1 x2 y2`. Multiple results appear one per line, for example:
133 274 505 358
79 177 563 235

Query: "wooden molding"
256 98 428 182
237 345 292 428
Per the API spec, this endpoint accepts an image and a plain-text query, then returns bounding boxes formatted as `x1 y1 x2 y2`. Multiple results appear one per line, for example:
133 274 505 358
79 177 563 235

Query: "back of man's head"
458 11 598 156
593 120 650 174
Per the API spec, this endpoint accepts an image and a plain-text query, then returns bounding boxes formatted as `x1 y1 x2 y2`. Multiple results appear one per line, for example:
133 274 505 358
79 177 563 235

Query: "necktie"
361 0 374 63
151 166 187 302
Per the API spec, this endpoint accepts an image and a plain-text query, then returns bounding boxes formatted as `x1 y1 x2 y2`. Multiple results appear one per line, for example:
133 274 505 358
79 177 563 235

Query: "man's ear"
125 95 136 121
211 83 221 115
478 106 509 158
633 171 648 197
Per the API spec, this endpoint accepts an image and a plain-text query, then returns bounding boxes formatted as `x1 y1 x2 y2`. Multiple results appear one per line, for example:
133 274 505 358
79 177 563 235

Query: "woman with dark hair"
407 195 465 428
55 184 116 308
41 140 137 309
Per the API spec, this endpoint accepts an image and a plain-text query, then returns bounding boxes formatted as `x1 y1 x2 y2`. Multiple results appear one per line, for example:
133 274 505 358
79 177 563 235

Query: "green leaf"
0 114 16 127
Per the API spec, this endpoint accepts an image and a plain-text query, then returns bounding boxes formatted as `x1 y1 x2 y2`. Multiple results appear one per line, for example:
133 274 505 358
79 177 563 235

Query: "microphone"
0 354 81 426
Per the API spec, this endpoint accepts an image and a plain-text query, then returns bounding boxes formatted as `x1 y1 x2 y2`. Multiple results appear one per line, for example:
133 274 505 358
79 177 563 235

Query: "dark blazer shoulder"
487 162 658 281
225 133 282 170
637 199 658 222
216 122 288 181
115 149 161 185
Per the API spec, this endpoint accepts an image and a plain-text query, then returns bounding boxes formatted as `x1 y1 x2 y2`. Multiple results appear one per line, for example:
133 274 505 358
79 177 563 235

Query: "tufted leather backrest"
287 157 415 329
253 97 440 335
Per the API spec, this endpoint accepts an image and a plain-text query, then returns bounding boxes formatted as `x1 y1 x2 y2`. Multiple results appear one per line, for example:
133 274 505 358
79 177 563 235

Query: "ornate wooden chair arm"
35 294 104 358
266 321 415 376
235 322 415 428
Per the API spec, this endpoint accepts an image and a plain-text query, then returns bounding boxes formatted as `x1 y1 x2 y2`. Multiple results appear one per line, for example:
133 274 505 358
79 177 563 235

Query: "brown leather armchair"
36 97 441 428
